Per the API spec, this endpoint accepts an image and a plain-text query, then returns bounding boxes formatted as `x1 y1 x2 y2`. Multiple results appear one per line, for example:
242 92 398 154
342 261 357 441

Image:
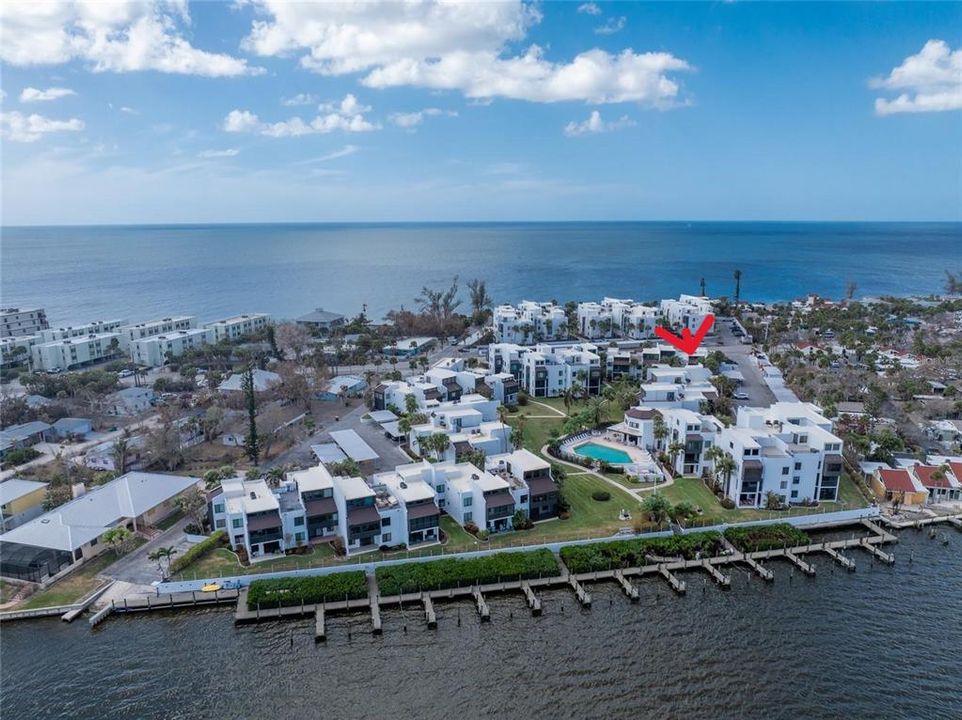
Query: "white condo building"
660 295 714 333
488 342 602 397
204 313 271 342
492 301 568 344
1 307 48 338
638 363 718 411
719 402 844 508
577 298 660 340
30 332 124 372
38 319 128 343
129 327 215 367
117 316 197 348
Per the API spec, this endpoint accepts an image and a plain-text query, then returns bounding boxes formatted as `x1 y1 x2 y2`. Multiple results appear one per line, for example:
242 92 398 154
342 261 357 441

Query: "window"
214 503 224 514
780 481 788 490
232 518 243 529
463 496 473 507
294 532 305 542
382 532 392 543
294 516 305 526
90 537 98 547
436 483 445 493
463 511 473 523
791 490 799 499
520 495 528 504
215 519 226 529
381 517 391 527
794 462 802 470
792 476 800 484
781 467 789 475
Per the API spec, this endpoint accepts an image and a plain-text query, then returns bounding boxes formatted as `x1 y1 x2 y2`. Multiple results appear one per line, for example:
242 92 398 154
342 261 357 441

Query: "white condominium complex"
719 402 844 508
203 313 271 342
129 327 216 367
577 297 659 340
117 316 197 348
492 301 567 344
659 294 714 333
488 342 602 397
0 307 48 338
30 332 124 372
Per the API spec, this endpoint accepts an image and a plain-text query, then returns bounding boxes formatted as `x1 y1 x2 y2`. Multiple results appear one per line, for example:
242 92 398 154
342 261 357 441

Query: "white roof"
367 410 399 423
218 368 281 392
0 472 198 551
377 473 436 504
327 375 365 392
0 478 47 505
333 474 374 501
311 443 348 464
288 465 333 493
493 449 549 473
329 429 379 462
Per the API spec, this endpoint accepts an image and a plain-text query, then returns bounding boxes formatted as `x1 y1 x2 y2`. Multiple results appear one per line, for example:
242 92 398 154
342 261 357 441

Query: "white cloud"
366 47 691 106
872 40 962 115
0 0 262 77
0 111 84 142
282 93 317 106
319 144 359 161
198 148 240 158
595 17 626 36
389 107 458 128
242 1 690 106
563 110 636 137
119 106 138 114
224 94 380 137
577 3 602 16
19 86 76 103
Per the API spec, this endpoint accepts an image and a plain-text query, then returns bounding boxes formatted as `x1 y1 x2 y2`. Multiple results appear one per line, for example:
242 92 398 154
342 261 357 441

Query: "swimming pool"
573 442 632 464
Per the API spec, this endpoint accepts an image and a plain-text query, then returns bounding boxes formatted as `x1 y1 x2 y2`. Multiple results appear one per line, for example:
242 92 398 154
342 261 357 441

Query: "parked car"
118 369 134 378
733 391 750 400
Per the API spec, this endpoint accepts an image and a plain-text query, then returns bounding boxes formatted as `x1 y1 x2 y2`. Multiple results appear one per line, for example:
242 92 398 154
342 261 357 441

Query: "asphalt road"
712 318 776 408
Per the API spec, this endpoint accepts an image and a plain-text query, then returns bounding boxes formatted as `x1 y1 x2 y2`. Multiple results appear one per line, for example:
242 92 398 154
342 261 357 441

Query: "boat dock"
73 522 908 631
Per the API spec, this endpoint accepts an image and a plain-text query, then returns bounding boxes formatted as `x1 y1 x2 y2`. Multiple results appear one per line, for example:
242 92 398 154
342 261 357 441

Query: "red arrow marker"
654 314 715 355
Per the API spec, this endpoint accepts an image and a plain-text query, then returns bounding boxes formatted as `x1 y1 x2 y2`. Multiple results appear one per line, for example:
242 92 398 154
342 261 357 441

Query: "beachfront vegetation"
559 531 723 573
246 571 368 609
724 524 810 552
375 549 559 594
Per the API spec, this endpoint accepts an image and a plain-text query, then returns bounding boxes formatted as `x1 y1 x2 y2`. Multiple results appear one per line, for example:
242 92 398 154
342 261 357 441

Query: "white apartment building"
1 307 48 338
661 408 724 477
639 363 718 410
211 476 305 558
409 397 512 460
660 295 714 333
521 343 602 397
577 298 660 340
369 468 442 548
718 402 844 508
129 327 215 367
610 407 662 450
203 313 271 342
332 474 390 553
485 449 560 521
117 315 197 349
0 335 38 368
38 319 128 343
492 301 567 344
30 332 124 372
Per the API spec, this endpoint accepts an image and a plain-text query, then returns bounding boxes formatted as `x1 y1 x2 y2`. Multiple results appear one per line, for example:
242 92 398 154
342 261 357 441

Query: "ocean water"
1 222 959 326
1 530 960 719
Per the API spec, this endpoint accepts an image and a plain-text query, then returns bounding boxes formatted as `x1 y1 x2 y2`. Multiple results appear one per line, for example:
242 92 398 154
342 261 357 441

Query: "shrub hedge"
375 549 559 594
559 531 722 573
246 571 368 609
724 524 810 552
171 530 227 574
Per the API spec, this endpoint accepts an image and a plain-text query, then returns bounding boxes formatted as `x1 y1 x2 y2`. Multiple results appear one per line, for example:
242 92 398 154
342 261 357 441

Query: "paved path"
527 400 566 417
102 516 196 585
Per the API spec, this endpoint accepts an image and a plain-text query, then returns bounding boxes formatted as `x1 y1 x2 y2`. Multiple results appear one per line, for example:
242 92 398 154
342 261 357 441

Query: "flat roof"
329 429 379 462
333 474 375 501
367 410 399 424
288 465 334 493
311 443 348 464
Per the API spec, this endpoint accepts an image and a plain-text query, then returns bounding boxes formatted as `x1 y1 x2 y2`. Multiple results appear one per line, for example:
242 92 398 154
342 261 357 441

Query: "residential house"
295 308 345 334
107 387 157 415
0 478 47 532
872 467 929 506
49 417 93 440
0 421 52 459
911 464 961 503
218 368 281 393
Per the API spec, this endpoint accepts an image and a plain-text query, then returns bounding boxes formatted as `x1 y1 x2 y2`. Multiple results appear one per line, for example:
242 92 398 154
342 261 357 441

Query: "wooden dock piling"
785 551 816 576
857 538 895 564
567 576 592 607
520 582 542 615
472 587 490 622
820 546 856 571
314 606 326 642
658 565 686 594
701 560 731 589
422 595 437 628
740 555 774 581
613 570 639 601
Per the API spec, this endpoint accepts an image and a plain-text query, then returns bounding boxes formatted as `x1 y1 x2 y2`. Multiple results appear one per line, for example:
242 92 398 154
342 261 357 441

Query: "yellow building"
0 478 47 532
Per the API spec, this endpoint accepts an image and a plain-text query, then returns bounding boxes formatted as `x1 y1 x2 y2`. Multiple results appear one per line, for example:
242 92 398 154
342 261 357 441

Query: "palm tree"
112 437 130 474
733 269 742 305
148 546 178 579
466 278 493 322
699 277 706 297
431 433 451 460
264 466 285 488
652 414 668 451
703 445 725 490
562 386 576 416
587 396 609 427
511 415 526 448
716 452 737 497
667 441 685 472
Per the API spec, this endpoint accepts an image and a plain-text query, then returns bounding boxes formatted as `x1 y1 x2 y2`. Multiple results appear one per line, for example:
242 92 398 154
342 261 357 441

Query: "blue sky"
1 1 959 225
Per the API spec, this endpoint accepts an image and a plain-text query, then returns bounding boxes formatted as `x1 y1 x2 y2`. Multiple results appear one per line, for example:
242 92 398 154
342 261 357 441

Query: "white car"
733 391 750 400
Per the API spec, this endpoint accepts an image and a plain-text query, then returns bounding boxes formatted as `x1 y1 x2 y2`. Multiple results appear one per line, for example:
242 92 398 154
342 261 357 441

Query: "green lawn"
662 476 869 528
174 543 336 581
0 580 18 605
17 539 146 610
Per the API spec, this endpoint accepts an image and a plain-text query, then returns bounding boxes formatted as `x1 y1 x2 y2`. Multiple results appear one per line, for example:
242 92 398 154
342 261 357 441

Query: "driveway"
712 320 776 408
102 517 197 585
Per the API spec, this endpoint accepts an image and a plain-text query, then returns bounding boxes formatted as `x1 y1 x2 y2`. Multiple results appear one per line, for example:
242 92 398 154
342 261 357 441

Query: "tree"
242 364 260 465
765 490 782 510
404 393 419 416
944 270 962 295
641 494 672 525
733 269 742 304
699 277 706 297
200 405 225 442
652 413 668 450
716 452 737 496
845 280 858 300
430 432 451 460
111 437 131 475
102 526 134 557
145 421 184 471
587 396 609 427
274 322 312 361
511 415 527 449
264 466 285 488
176 489 208 529
466 278 493 324
148 546 178 579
